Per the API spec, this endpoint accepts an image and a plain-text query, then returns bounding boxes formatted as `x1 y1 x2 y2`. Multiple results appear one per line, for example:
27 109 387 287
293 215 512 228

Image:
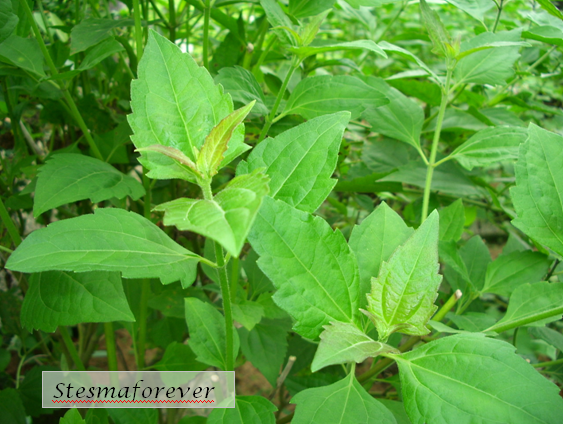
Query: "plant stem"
20 0 103 161
258 58 300 143
492 0 503 33
137 279 151 369
486 305 563 334
433 290 462 322
203 1 212 69
168 0 176 41
534 357 563 368
421 65 453 223
215 241 234 371
104 322 119 371
0 197 22 247
60 327 86 371
230 257 239 302
358 336 420 383
133 0 144 60
376 1 406 42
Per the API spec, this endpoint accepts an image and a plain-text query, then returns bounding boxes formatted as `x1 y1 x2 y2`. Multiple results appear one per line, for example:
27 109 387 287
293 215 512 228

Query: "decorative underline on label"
52 399 215 403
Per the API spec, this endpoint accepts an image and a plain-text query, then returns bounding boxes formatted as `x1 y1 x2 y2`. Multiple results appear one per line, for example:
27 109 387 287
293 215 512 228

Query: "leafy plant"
1 0 563 423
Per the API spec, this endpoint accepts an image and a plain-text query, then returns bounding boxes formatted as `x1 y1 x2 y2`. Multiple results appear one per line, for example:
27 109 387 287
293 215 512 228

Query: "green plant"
1 0 563 423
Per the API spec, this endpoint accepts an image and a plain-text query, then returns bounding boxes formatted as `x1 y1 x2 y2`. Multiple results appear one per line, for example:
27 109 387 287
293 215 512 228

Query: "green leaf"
361 77 424 150
481 250 551 296
289 0 335 18
511 124 563 257
377 400 412 424
366 211 442 342
523 26 563 47
129 30 248 181
281 75 388 120
242 249 275 296
184 297 239 370
379 41 439 81
238 318 290 386
18 366 56 417
439 199 465 242
394 333 563 424
152 341 207 371
60 409 86 424
312 321 398 372
449 126 528 170
439 240 471 291
260 0 298 47
459 236 491 292
70 18 134 54
232 300 264 331
108 409 158 424
238 112 349 213
77 37 124 71
349 202 414 304
33 153 145 217
444 0 494 23
529 327 563 351
419 0 451 57
381 160 481 197
292 39 387 60
20 271 134 332
486 282 563 333
208 395 277 424
447 312 496 332
0 0 18 44
536 0 563 21
0 389 26 424
0 34 45 77
5 208 200 285
455 30 523 85
214 66 268 115
197 102 254 178
248 196 360 340
291 373 397 424
154 170 269 257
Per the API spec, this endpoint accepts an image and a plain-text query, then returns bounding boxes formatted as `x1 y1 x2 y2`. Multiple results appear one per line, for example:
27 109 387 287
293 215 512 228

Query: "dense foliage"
1 0 563 423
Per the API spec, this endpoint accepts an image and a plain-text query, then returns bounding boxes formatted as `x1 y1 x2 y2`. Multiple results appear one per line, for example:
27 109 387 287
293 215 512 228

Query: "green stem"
215 241 234 371
486 305 563 334
0 197 22 247
376 1 406 42
203 2 211 69
137 279 151 369
148 0 170 27
492 0 503 33
20 0 103 161
104 322 119 371
534 357 563 368
168 0 176 41
358 336 420 383
60 327 86 371
421 65 453 223
433 290 462 322
133 0 144 60
258 58 300 143
230 257 239 302
0 245 14 254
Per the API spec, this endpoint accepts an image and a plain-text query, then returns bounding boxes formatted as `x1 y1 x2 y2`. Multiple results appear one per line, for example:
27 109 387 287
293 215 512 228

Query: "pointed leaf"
281 75 388 120
394 333 563 424
481 250 551 296
152 342 207 371
77 37 124 71
450 126 528 170
312 321 398 372
379 41 439 81
134 145 200 177
238 112 349 213
154 170 269 257
420 0 451 57
20 271 134 333
129 30 248 181
184 297 240 370
459 236 491 292
444 0 495 23
197 101 255 177
208 396 277 424
439 199 465 242
486 282 563 333
260 0 298 47
70 18 133 54
292 39 387 59
361 77 424 150
60 409 86 424
214 66 268 115
511 124 563 257
232 300 264 331
291 373 397 424
5 208 200 285
33 153 145 217
238 318 290 386
367 211 442 341
349 202 414 304
248 196 360 340
536 0 563 21
0 34 45 77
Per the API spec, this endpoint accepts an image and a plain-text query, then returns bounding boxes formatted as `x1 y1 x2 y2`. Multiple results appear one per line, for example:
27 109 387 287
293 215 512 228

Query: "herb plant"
1 0 563 423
